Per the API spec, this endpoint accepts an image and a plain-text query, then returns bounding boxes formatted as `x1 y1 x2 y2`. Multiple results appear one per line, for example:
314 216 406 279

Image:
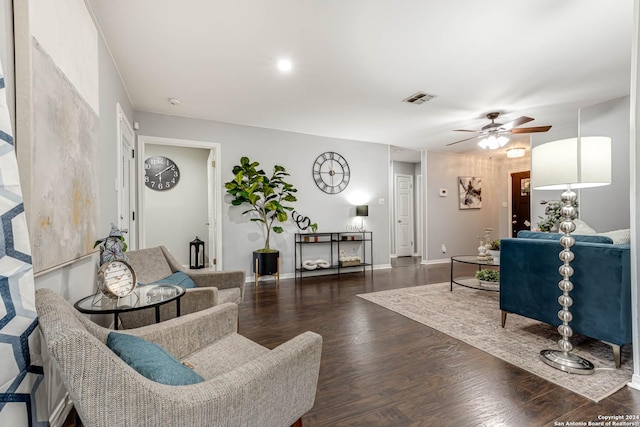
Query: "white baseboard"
628 374 640 391
49 393 73 427
421 258 450 265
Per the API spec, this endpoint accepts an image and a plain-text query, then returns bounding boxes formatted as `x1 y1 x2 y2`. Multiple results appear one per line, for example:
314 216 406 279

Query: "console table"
294 231 373 280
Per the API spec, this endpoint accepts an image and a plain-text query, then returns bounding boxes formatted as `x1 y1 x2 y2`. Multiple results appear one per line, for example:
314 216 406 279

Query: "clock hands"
155 165 175 182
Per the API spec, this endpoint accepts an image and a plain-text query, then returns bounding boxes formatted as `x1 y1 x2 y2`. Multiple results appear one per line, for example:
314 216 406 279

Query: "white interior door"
207 149 217 269
117 104 136 249
395 174 414 257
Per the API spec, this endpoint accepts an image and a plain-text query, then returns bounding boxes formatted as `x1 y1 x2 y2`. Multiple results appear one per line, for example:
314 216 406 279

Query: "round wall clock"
312 152 350 194
97 260 137 298
144 156 180 191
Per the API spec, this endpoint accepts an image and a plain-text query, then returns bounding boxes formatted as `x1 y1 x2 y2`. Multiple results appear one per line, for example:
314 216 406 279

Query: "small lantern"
189 236 205 269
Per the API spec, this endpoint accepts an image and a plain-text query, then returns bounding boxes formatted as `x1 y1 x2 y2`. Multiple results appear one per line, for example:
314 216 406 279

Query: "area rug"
357 282 633 402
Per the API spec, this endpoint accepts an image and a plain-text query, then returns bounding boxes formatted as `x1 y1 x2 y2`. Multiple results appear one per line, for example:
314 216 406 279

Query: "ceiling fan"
446 112 552 148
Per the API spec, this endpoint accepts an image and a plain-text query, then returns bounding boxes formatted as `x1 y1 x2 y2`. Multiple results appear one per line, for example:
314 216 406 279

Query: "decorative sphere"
558 309 573 322
558 279 574 292
559 220 576 233
560 206 577 219
558 339 573 352
558 265 574 277
558 251 574 263
558 325 573 337
558 295 573 307
561 189 577 202
559 236 575 248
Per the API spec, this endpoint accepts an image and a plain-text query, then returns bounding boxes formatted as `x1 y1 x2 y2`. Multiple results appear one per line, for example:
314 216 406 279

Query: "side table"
74 284 185 330
450 255 500 292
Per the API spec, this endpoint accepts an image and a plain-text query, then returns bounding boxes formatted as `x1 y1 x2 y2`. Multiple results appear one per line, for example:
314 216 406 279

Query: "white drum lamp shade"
531 136 611 190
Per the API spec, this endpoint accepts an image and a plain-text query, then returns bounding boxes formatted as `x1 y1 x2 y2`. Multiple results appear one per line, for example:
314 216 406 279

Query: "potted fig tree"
225 156 302 276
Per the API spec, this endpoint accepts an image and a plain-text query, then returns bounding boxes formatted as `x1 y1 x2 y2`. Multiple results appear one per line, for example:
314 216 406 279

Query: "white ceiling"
86 0 633 155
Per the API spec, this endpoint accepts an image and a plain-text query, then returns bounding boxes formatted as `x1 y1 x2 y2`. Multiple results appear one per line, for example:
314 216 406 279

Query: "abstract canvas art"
458 176 482 209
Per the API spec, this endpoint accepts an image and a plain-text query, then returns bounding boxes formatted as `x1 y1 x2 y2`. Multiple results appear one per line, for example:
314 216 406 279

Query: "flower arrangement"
537 200 578 232
487 239 500 251
475 269 500 282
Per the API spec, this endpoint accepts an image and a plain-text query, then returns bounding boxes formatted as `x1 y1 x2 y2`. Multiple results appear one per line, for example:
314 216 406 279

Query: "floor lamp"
531 136 611 374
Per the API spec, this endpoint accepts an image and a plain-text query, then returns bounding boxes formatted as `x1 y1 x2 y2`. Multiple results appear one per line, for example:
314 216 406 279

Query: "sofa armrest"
126 302 238 359
185 270 245 299
145 331 323 427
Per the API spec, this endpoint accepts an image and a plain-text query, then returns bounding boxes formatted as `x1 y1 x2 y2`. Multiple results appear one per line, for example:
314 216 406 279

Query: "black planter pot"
253 251 279 275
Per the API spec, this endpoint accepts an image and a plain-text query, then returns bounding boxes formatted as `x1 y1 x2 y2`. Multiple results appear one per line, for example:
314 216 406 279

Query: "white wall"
143 144 209 265
133 111 392 276
425 151 499 261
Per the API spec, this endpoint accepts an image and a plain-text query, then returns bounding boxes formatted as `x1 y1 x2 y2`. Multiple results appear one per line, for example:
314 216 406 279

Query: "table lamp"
356 205 368 231
531 135 611 374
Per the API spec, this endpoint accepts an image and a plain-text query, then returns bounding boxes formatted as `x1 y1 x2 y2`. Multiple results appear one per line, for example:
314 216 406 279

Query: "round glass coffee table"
450 255 500 292
75 284 185 330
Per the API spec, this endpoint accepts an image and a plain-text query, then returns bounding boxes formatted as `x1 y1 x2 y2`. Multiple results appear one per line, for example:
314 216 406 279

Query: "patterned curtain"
0 64 48 424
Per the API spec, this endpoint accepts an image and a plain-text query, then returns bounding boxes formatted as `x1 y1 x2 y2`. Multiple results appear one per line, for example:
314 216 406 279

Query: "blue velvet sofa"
500 230 632 368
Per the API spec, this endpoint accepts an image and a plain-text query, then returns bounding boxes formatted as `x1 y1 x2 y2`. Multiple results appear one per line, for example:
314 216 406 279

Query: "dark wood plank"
240 258 640 426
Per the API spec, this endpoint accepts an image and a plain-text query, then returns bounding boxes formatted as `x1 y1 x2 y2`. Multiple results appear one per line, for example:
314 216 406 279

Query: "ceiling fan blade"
446 135 479 146
500 116 534 130
453 129 479 133
510 125 552 134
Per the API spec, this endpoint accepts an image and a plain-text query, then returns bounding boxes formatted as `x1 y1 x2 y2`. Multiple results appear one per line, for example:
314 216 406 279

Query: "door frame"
137 135 223 270
507 167 530 237
116 103 137 250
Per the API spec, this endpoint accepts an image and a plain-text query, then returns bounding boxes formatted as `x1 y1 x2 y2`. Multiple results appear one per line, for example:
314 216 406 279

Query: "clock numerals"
144 156 180 191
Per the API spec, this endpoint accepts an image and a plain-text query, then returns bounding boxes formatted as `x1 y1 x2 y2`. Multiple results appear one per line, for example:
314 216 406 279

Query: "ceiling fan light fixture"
478 135 508 150
507 148 526 158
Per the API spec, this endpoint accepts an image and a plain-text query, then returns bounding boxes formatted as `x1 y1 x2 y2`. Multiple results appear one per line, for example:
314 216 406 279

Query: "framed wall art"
458 176 482 209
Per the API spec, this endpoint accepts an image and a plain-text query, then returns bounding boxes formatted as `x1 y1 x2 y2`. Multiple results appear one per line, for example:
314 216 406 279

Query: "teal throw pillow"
107 332 204 385
140 271 197 289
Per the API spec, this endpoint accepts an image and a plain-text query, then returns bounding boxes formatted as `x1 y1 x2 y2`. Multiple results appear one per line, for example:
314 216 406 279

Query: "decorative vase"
487 250 500 263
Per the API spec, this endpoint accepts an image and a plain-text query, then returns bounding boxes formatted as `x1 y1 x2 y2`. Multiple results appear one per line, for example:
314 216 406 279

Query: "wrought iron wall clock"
312 152 350 194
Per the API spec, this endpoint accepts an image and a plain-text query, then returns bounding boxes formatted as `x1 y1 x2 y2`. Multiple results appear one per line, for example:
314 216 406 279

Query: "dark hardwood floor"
65 257 640 426
240 258 640 427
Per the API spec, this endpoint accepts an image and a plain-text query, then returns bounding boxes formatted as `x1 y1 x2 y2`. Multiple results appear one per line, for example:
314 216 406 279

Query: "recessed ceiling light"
507 148 526 158
277 59 293 72
168 98 181 106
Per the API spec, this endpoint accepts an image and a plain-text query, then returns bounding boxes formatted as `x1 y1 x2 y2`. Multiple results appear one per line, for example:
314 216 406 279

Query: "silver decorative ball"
559 236 575 248
558 294 573 307
561 189 577 202
558 279 574 292
558 250 574 263
558 265 574 277
559 220 576 233
558 324 573 337
558 309 573 322
558 339 573 352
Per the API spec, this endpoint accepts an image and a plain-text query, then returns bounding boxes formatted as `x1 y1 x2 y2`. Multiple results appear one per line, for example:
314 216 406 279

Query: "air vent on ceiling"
402 92 437 105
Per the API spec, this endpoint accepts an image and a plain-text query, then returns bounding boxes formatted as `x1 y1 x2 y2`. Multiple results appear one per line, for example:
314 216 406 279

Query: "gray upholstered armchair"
36 288 323 427
119 245 245 328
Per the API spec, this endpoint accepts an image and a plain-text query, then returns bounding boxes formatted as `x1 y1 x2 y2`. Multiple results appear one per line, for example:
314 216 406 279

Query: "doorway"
137 135 222 270
116 103 136 250
510 171 531 237
395 174 414 257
